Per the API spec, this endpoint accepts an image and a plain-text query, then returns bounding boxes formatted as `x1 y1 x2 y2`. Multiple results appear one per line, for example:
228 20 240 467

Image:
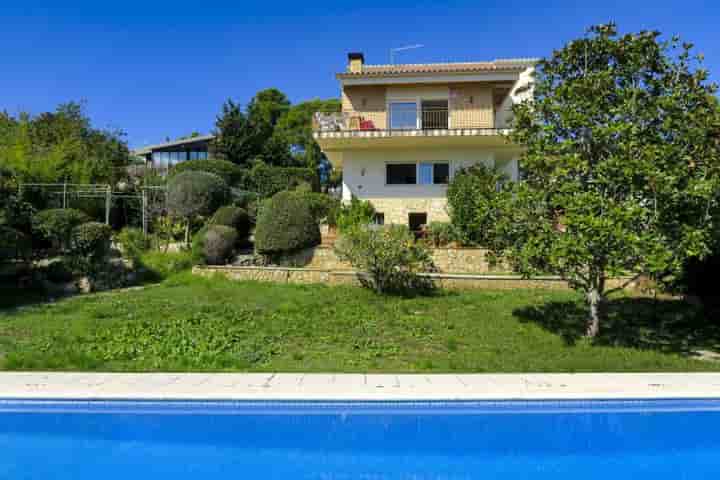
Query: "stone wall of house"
193 266 641 292
272 246 504 274
368 197 450 225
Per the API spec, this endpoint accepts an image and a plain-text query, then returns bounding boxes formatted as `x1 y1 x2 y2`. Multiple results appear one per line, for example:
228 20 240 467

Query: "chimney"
348 52 364 73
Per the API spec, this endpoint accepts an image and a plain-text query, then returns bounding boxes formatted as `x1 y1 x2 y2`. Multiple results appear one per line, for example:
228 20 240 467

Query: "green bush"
41 259 74 283
292 191 341 224
254 191 321 255
425 222 461 247
336 197 375 233
116 227 150 260
0 226 30 261
446 165 508 246
170 159 246 186
138 251 193 280
167 171 230 243
334 224 435 295
191 224 238 265
209 206 251 239
68 222 112 274
33 208 90 251
243 162 318 198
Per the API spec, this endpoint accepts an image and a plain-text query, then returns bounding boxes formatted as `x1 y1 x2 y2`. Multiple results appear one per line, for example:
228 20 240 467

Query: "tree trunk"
586 288 603 338
184 220 190 246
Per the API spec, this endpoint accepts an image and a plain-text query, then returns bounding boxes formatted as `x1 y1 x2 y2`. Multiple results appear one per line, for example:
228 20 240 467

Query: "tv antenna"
390 44 424 64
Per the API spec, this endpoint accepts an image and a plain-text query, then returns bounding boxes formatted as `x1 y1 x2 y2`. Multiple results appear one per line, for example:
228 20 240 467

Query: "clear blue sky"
2 0 718 149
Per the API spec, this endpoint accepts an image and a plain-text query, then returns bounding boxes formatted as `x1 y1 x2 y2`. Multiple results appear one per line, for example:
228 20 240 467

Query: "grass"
0 272 718 372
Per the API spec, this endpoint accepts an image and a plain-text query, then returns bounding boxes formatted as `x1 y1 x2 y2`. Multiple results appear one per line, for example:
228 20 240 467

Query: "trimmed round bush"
33 208 90 250
254 191 321 255
69 222 112 261
193 225 237 265
209 206 251 238
116 227 150 260
167 171 230 220
170 159 246 186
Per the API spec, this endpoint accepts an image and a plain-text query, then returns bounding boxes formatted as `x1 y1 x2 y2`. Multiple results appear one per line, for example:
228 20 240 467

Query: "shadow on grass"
513 296 720 355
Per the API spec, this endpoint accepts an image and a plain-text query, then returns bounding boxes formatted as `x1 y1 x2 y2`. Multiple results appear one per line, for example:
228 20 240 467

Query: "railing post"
63 181 67 209
105 185 111 225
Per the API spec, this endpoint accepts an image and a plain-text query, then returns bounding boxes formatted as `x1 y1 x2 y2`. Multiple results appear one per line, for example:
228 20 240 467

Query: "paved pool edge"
1 373 720 400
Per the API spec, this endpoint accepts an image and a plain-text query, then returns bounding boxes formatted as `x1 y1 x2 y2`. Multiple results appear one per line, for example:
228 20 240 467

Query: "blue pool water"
1 399 719 479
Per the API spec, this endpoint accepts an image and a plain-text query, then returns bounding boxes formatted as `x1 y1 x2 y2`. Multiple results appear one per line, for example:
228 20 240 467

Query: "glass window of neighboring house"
389 102 417 130
189 151 208 161
418 162 450 185
386 163 417 184
152 151 170 168
169 151 187 165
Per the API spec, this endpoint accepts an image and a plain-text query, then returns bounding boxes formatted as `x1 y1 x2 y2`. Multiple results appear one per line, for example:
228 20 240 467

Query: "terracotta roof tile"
338 59 537 77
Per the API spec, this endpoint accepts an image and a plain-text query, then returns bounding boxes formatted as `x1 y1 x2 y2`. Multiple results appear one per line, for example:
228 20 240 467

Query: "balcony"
312 112 510 141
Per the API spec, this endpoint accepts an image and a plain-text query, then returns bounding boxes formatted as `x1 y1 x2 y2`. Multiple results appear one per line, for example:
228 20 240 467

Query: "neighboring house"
313 52 536 229
132 134 215 170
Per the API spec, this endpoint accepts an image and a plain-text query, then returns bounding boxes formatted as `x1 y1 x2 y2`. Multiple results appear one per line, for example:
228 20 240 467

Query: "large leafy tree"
498 24 720 337
0 102 129 184
211 100 263 167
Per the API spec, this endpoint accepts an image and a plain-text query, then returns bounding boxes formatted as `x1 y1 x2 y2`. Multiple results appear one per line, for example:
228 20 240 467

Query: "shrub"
254 191 321 255
336 197 375 233
33 208 90 251
170 159 246 186
41 259 74 283
192 224 237 265
116 227 150 260
68 222 112 274
0 226 30 261
293 191 341 224
425 222 461 247
446 165 508 246
138 251 193 280
167 171 230 243
243 162 318 198
209 206 251 239
335 224 435 295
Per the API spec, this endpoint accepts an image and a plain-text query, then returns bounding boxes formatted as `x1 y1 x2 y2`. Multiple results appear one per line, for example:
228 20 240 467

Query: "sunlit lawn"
0 272 718 372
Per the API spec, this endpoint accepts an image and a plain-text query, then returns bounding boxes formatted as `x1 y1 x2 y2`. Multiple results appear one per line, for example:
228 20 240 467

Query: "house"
132 134 215 170
313 53 535 230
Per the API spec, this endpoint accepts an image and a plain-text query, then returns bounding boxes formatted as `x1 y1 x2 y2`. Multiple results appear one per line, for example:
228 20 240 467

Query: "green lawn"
1 272 718 372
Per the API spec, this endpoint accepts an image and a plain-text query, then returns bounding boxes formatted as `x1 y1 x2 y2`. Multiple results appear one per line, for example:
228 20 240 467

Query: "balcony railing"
313 112 508 138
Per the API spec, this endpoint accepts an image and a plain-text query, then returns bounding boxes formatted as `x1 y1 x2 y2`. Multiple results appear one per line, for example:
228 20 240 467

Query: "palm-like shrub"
254 191 320 255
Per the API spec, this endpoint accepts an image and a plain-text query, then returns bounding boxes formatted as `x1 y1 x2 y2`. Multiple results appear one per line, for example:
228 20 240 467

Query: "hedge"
170 159 246 186
254 191 321 254
242 163 319 198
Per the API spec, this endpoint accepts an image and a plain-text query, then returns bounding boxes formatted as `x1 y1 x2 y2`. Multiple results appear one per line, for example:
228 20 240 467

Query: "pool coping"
1 373 720 400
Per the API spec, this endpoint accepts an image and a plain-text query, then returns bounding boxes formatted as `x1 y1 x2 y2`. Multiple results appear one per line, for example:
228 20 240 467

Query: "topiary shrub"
209 206 251 239
254 191 321 255
33 208 90 251
335 224 435 295
170 159 246 186
167 171 230 244
336 197 375 233
68 222 112 274
192 225 238 265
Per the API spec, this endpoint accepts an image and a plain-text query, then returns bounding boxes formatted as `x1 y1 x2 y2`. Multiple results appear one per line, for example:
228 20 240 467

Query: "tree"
166 171 230 244
497 23 720 337
275 98 341 169
211 100 262 167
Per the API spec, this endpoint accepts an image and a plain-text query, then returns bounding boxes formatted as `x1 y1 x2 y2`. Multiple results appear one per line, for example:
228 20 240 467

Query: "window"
373 213 385 225
389 102 417 130
433 163 450 184
152 151 170 168
408 213 428 233
386 163 417 185
419 163 449 185
189 151 208 161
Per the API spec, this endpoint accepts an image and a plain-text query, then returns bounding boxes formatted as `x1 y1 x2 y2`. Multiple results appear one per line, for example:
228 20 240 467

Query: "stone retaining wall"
193 265 640 292
272 246 505 274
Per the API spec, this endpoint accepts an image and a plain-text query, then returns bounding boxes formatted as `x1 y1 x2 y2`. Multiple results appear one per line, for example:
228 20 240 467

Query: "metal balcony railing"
421 108 448 130
313 112 505 134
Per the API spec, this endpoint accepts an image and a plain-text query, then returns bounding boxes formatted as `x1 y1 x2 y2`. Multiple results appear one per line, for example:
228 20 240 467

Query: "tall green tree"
0 102 129 184
211 100 262 167
496 24 720 337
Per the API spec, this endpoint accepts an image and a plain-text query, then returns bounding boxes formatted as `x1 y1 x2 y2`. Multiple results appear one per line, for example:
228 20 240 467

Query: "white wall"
341 147 517 202
495 66 535 128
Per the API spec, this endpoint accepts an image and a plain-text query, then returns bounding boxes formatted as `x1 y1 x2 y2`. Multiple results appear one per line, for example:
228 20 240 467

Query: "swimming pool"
1 399 719 478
